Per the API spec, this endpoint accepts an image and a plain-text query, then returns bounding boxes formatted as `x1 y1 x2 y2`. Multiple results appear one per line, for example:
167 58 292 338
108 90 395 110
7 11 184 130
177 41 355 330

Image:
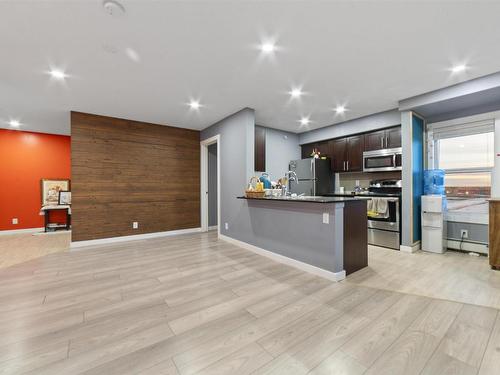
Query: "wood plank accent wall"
71 111 200 242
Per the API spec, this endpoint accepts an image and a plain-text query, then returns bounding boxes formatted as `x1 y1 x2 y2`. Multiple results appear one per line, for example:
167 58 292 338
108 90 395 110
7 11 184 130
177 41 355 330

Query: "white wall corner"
400 241 421 253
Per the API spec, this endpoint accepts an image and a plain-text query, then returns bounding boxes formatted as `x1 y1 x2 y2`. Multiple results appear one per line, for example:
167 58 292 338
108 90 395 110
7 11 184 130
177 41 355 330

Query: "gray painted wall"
298 109 400 145
447 221 488 244
256 126 300 182
243 199 345 273
208 143 217 227
200 108 346 272
200 108 255 239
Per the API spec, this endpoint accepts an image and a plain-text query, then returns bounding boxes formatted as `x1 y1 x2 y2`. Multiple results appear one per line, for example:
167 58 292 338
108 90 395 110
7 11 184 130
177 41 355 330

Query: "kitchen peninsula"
237 196 368 280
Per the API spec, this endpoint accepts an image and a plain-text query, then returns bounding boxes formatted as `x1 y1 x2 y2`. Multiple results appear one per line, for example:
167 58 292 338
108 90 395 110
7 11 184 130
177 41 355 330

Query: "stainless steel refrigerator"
288 158 333 196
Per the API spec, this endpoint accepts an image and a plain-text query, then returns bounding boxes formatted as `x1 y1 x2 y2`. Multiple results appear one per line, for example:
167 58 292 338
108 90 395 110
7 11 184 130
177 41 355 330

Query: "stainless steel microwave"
363 147 402 172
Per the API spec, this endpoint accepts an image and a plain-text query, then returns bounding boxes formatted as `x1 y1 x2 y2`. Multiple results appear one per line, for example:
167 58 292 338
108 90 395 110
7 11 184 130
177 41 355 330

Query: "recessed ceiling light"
335 105 346 114
125 48 140 63
290 88 303 99
300 117 310 126
189 100 201 110
9 119 20 127
103 0 126 17
49 69 67 80
450 64 467 73
260 43 275 53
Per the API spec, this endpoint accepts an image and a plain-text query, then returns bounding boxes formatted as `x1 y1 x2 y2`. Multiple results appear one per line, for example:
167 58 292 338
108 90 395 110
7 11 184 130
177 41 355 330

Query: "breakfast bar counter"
236 196 368 279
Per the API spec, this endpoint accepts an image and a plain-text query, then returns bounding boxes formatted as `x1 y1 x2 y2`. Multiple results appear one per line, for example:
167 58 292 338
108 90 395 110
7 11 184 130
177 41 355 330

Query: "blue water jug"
424 169 445 196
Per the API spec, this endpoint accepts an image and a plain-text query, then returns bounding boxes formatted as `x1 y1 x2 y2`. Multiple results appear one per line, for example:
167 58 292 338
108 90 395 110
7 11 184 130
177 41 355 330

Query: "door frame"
200 135 221 236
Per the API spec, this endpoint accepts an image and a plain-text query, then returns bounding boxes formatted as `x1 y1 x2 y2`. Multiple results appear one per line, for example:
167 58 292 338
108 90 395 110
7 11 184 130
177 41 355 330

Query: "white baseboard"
70 227 201 249
219 234 346 282
208 225 218 231
0 227 44 236
400 241 421 253
447 239 488 254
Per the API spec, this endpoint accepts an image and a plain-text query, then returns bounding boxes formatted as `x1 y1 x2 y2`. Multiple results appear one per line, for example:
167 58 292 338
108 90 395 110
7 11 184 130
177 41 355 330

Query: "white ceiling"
2 0 500 136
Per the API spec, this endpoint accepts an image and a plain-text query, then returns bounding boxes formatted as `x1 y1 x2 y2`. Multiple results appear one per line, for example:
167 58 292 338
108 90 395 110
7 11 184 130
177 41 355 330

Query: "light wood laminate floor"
0 231 69 269
349 245 500 310
0 231 499 374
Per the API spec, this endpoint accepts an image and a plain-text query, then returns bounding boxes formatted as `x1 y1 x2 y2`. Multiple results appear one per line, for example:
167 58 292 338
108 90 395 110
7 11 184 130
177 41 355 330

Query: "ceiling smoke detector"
102 0 126 17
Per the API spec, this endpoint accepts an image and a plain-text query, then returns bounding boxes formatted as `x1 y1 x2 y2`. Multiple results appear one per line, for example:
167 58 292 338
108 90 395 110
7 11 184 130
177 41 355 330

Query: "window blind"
428 119 494 140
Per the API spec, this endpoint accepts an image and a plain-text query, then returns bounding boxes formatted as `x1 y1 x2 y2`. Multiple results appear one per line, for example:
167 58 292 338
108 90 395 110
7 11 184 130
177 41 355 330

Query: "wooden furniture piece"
71 111 200 242
41 206 71 232
489 199 500 270
301 125 401 173
254 126 266 172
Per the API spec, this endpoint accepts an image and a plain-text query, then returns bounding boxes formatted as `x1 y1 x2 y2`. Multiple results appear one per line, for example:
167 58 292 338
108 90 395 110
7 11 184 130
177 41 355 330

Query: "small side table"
40 205 71 232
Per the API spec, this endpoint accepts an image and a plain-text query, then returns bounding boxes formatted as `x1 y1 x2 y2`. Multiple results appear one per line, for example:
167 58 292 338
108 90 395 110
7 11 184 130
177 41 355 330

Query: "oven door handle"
369 197 399 202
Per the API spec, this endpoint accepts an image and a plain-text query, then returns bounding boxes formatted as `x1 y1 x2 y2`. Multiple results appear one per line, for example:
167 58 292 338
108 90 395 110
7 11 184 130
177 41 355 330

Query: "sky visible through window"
438 132 494 170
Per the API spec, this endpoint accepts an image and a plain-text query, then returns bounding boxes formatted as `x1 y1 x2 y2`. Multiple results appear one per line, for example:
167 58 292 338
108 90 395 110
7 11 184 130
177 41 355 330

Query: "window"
428 118 495 224
436 132 494 198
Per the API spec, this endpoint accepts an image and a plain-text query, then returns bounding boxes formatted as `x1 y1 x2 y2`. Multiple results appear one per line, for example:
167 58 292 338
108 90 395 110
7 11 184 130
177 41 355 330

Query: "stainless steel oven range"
365 179 401 250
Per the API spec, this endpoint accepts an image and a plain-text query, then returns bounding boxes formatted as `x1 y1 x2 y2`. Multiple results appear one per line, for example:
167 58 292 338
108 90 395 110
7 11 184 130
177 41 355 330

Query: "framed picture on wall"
58 191 71 205
41 179 70 206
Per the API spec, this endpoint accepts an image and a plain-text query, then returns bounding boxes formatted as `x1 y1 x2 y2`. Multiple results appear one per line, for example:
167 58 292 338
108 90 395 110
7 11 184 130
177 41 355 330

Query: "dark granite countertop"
324 192 401 198
237 195 369 204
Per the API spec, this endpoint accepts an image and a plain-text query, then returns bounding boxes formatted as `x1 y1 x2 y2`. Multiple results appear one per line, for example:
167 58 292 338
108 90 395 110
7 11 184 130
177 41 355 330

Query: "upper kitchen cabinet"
254 126 266 172
346 135 364 171
315 141 331 158
330 138 347 172
364 126 401 151
386 126 402 148
301 141 330 159
329 135 363 172
364 129 386 151
301 143 315 159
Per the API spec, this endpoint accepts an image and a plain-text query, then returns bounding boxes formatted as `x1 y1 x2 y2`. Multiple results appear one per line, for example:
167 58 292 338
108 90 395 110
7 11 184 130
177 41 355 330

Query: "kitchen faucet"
282 171 298 196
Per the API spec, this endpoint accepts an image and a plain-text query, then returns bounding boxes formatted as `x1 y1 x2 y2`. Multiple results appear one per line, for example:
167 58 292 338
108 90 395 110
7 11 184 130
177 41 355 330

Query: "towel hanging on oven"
367 198 389 219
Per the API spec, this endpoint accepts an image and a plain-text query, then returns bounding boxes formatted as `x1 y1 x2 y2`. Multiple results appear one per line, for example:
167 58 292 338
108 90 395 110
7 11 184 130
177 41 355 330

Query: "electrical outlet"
224 222 229 230
460 229 468 239
322 212 329 224
12 218 18 225
132 221 139 229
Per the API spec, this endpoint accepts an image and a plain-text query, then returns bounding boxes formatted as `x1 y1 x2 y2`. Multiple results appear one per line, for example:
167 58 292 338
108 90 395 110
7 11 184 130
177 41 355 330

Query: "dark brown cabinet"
364 129 386 151
346 135 364 171
329 135 363 172
254 126 266 172
301 143 315 159
364 126 401 151
330 138 347 172
386 127 402 148
300 125 401 173
301 141 331 159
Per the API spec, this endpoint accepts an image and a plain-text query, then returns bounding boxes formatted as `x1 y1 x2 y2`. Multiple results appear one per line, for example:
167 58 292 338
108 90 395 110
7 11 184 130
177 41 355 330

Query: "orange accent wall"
0 129 71 231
